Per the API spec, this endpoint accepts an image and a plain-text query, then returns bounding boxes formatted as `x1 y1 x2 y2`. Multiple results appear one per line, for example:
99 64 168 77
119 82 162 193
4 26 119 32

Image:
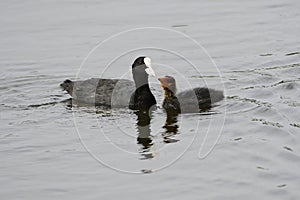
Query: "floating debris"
283 146 293 152
285 52 299 56
233 137 242 141
277 184 287 188
141 169 153 174
260 53 273 56
290 123 300 128
172 24 188 27
257 166 269 170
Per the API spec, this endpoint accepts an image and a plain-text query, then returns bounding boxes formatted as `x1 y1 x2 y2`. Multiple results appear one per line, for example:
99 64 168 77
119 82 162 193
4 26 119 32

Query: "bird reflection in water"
134 108 156 160
162 111 180 144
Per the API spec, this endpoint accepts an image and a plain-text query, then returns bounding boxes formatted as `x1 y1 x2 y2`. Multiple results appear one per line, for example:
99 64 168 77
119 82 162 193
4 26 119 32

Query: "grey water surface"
1 0 300 199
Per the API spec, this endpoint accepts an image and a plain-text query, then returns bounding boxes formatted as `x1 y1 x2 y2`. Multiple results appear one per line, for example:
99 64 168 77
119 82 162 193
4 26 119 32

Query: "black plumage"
60 56 156 110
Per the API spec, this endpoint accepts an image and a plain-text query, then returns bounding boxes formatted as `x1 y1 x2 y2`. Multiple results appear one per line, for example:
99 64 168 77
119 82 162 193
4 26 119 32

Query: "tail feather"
60 79 73 95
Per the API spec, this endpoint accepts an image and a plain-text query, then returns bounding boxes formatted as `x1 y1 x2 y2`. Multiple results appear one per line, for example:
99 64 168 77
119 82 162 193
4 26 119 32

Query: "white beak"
144 57 156 76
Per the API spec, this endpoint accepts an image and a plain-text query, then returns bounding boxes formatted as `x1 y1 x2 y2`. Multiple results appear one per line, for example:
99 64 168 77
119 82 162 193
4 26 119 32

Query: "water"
1 0 300 199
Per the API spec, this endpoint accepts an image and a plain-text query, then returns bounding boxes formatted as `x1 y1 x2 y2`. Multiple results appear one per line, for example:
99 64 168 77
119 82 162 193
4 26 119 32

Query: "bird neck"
164 88 176 98
134 79 150 89
162 89 181 115
132 67 150 89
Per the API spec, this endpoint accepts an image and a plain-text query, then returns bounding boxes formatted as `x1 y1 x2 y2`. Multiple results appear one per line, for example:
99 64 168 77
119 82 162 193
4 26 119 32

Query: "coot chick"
158 75 224 114
60 56 156 110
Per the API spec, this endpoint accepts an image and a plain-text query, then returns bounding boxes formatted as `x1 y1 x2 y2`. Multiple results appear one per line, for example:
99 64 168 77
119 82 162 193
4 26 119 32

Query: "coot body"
158 76 224 114
60 56 156 110
60 78 135 107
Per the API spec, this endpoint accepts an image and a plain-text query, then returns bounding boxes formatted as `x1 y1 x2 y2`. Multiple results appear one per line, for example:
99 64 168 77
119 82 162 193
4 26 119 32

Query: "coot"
60 56 156 110
158 75 224 114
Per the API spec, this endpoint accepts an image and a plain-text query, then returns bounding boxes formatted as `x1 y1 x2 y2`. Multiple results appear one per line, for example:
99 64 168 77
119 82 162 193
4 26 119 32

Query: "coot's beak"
144 57 156 76
145 66 156 76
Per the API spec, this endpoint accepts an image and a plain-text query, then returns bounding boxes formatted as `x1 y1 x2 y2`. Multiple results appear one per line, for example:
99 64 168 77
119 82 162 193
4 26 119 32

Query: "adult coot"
158 75 224 114
60 56 156 110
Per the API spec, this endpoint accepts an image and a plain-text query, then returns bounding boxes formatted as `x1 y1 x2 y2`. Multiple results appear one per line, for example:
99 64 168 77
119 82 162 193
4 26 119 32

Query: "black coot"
60 56 156 110
158 75 224 114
